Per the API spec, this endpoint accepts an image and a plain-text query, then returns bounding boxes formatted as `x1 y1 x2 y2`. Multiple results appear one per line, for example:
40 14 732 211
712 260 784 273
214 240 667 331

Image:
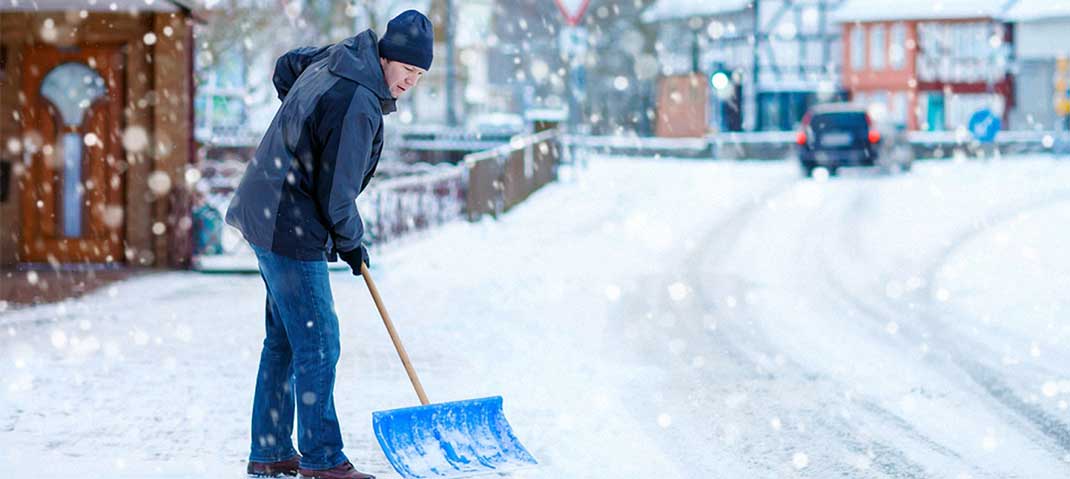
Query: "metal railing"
463 128 561 220
191 129 563 271
561 130 1063 160
359 166 467 245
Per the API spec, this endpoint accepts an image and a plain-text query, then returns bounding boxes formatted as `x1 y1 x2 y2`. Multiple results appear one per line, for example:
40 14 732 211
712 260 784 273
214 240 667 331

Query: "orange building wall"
842 21 920 129
843 18 1015 131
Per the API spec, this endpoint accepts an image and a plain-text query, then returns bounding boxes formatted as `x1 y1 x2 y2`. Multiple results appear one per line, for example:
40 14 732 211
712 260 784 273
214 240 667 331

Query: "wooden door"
20 45 125 264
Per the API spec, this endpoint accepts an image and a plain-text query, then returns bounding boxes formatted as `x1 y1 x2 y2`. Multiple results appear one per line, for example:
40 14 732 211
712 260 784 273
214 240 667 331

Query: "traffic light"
711 71 730 90
710 64 734 100
709 63 742 131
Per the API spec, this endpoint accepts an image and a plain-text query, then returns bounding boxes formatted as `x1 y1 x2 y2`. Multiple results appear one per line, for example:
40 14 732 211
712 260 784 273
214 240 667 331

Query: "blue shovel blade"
372 396 538 479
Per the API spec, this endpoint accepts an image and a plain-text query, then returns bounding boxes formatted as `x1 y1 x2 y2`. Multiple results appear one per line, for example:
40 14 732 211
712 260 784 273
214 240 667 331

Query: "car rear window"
809 112 868 149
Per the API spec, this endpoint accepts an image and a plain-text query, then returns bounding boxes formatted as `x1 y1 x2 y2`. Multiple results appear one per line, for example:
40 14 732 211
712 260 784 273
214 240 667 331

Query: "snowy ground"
2 155 1070 478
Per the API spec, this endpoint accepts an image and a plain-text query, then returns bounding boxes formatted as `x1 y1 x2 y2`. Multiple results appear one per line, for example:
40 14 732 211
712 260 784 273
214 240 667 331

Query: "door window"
39 62 107 238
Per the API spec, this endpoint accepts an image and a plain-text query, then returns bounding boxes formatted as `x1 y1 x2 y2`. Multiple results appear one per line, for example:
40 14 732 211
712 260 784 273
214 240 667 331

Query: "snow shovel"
359 263 538 479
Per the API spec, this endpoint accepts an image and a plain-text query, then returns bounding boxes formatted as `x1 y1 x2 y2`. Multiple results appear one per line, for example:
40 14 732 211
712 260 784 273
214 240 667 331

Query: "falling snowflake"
83 132 101 147
50 329 68 349
982 430 998 451
122 126 149 152
667 282 688 302
1042 381 1059 398
147 171 172 196
5 137 21 154
656 413 672 428
604 284 621 301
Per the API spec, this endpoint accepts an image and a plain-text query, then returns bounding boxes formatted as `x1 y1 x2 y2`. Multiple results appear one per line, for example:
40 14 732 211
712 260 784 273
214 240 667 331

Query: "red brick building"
836 2 1014 131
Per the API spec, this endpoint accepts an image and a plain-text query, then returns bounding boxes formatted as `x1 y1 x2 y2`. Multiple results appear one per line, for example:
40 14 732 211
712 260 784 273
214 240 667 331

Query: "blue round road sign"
968 108 1001 143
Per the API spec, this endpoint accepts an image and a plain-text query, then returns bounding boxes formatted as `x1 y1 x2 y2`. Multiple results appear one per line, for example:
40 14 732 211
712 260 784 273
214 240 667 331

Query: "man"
225 10 432 479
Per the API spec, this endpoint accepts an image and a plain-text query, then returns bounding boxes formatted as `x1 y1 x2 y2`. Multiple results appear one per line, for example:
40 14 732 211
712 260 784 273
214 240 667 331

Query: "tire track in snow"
771 181 939 478
614 171 934 477
603 175 798 477
917 191 1070 458
821 179 1070 474
798 181 985 478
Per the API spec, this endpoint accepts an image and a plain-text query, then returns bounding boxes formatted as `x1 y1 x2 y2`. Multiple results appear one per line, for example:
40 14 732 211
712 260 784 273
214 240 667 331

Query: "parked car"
795 103 913 177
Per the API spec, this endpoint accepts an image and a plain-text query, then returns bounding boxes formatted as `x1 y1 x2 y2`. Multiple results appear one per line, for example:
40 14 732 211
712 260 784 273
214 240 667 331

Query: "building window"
891 91 907 125
869 90 889 118
851 24 865 70
917 21 1009 84
870 24 886 70
890 23 906 70
195 47 249 144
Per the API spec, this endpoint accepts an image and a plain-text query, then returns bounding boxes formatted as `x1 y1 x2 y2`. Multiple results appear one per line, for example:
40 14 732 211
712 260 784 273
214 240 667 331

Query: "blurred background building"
834 0 1014 132
5 0 1070 275
1004 1 1070 132
643 0 846 135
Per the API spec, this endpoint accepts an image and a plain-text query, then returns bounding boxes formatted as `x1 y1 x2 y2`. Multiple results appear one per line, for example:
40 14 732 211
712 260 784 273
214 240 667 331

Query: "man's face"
380 58 425 98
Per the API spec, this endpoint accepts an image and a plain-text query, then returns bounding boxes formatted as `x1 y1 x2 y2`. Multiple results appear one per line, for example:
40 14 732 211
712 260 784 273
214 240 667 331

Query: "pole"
445 0 457 126
691 29 699 74
749 1 760 131
567 27 585 135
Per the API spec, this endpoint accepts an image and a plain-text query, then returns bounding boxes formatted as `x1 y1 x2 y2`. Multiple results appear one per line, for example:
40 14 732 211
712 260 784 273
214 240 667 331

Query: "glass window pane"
890 23 906 69
40 62 107 127
61 133 83 238
851 25 865 70
892 91 907 125
870 25 886 70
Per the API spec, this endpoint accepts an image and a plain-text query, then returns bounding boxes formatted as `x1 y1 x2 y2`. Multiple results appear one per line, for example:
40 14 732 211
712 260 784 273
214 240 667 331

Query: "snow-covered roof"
1004 0 1070 22
831 0 1009 23
641 0 750 24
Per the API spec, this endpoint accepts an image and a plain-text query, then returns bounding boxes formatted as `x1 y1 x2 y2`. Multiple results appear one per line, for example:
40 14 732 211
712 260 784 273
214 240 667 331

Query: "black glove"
338 245 369 276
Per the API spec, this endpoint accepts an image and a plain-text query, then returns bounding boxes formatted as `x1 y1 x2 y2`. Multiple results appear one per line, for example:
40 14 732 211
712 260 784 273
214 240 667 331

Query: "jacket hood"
328 29 397 114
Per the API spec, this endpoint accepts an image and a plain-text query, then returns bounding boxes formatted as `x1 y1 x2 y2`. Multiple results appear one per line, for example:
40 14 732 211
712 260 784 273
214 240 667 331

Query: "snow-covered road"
2 156 1070 478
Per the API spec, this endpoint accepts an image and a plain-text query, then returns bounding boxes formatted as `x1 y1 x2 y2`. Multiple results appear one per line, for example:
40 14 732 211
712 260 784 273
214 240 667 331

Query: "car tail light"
868 129 881 143
797 112 811 145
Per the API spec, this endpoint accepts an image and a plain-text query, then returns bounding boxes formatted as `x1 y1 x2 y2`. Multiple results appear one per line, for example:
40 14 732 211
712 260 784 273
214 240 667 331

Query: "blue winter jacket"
225 30 396 260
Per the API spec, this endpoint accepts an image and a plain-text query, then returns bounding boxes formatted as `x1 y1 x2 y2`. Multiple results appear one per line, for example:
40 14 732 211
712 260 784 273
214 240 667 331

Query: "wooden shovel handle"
360 262 430 406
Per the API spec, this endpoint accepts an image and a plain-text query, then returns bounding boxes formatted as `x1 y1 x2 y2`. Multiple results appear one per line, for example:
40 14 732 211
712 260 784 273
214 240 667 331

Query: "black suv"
796 103 910 177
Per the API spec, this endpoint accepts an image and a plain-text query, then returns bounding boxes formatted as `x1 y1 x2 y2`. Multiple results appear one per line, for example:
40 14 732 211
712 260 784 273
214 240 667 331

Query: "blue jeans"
249 244 348 470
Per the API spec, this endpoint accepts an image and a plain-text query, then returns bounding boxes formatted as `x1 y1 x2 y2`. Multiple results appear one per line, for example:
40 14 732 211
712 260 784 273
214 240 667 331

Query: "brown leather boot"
247 454 301 477
298 461 375 479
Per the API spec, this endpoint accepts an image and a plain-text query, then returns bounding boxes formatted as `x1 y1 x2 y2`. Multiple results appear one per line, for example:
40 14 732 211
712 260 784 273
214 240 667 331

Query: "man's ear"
380 57 389 69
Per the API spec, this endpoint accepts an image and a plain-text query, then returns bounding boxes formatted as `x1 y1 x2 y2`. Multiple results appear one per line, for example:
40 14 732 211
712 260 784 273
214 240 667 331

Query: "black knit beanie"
378 10 434 71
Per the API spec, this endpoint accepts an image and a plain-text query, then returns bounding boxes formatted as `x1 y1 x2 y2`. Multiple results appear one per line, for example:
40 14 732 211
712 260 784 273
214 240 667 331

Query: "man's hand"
338 245 370 276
